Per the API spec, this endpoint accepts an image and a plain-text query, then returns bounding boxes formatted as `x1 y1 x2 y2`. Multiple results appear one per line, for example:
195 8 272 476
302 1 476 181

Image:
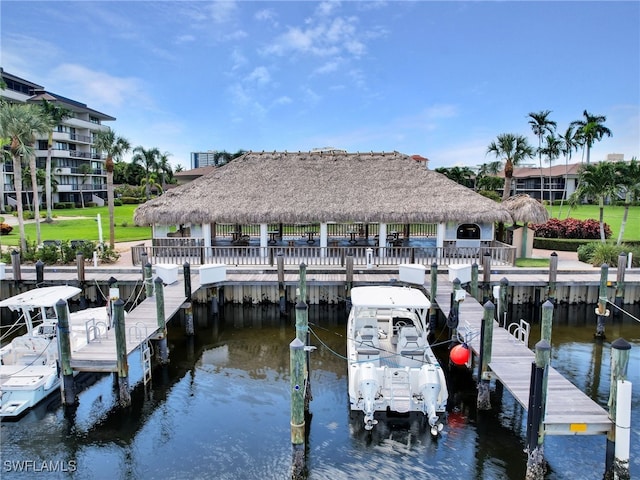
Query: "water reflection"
0 303 638 479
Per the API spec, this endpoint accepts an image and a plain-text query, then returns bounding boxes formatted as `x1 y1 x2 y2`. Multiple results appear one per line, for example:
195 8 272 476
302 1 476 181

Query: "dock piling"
595 264 610 339
482 251 491 303
76 253 85 283
11 250 21 282
144 262 154 298
499 277 509 327
113 298 131 407
525 339 551 480
605 338 631 477
471 262 479 300
548 252 558 303
428 262 438 336
184 302 194 336
477 301 495 410
290 337 306 479
35 260 44 286
154 277 169 364
277 254 286 315
345 255 354 302
614 254 627 317
55 299 76 406
183 262 191 302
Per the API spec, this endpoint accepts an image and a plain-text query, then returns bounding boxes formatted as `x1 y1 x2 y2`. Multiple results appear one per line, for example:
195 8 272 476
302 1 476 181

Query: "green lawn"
0 205 151 247
549 204 639 241
1 203 637 248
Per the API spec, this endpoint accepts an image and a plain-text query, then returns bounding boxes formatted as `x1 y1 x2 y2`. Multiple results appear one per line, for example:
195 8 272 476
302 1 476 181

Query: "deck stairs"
387 369 411 413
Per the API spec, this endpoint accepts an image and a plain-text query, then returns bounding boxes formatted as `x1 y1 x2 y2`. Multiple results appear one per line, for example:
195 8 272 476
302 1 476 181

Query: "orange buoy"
450 344 470 365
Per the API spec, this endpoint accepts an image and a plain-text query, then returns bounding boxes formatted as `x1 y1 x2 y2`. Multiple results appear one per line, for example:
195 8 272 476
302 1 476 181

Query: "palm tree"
155 151 173 191
615 158 640 245
540 133 562 217
569 162 619 242
78 163 93 208
570 110 612 164
557 125 580 217
528 110 557 202
487 133 535 201
39 99 72 223
0 102 48 251
132 146 160 201
93 129 131 248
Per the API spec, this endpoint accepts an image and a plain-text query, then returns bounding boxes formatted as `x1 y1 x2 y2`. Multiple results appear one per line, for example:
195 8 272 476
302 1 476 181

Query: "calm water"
1 302 639 480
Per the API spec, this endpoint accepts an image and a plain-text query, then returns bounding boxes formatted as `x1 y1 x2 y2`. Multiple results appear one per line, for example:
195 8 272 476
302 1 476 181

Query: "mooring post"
470 262 479 300
499 277 509 328
154 277 169 364
184 302 194 336
482 251 492 303
144 261 154 298
277 253 286 316
11 250 21 282
210 286 219 314
298 262 307 304
113 298 131 407
140 251 148 280
296 273 312 410
345 255 354 302
595 263 610 339
183 262 191 302
428 262 438 336
541 300 554 344
477 301 495 410
449 278 462 342
525 339 551 480
605 337 631 477
548 252 558 303
35 259 44 286
290 337 306 479
614 254 626 317
76 252 85 283
55 299 76 406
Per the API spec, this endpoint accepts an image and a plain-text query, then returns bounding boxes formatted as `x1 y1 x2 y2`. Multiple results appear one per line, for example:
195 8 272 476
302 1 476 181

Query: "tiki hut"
502 194 549 225
134 150 511 226
502 194 549 258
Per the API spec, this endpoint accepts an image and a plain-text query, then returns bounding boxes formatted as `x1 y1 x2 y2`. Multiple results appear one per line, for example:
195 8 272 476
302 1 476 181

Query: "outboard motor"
358 363 379 430
420 371 444 436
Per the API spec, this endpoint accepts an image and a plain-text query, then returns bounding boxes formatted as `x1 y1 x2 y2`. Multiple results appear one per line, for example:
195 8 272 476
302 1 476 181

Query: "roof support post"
319 223 328 257
436 223 445 259
202 222 212 261
378 223 387 258
260 223 269 258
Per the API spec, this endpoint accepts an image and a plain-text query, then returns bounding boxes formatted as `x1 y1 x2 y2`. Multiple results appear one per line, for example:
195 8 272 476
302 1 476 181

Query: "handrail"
130 242 516 267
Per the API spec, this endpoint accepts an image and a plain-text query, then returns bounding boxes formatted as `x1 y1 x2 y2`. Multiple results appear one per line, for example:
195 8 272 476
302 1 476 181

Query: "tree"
39 99 72 223
557 125 581 217
487 133 535 201
78 163 93 208
540 133 562 216
132 146 160 201
435 166 474 188
156 151 173 191
93 129 131 248
615 158 640 245
0 102 49 250
569 162 619 242
570 110 612 164
528 110 557 202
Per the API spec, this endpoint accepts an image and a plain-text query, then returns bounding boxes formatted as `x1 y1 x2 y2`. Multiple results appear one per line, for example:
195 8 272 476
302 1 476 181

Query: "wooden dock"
70 276 201 372
432 274 612 435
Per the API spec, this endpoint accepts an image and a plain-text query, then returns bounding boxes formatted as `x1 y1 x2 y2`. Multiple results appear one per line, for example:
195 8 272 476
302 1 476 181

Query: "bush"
478 190 502 202
54 202 75 209
86 202 98 208
113 198 123 206
577 242 640 267
120 196 141 204
533 218 611 240
0 223 13 235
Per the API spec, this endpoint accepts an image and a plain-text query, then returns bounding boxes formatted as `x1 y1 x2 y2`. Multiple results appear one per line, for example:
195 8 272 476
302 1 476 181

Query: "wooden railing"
131 241 515 267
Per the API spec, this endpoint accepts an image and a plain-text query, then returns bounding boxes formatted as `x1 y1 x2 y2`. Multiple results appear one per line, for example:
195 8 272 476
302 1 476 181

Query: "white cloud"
206 0 238 23
48 64 151 110
175 34 196 44
255 8 278 27
247 66 271 86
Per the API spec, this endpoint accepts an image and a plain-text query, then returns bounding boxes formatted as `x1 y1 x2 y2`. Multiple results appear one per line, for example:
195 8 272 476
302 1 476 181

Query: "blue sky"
2 1 639 171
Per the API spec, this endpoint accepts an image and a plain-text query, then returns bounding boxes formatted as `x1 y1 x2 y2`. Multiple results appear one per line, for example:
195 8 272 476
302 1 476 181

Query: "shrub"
478 190 502 202
577 242 640 267
532 218 611 240
97 244 120 263
120 196 140 204
0 223 13 235
114 198 123 206
86 202 98 208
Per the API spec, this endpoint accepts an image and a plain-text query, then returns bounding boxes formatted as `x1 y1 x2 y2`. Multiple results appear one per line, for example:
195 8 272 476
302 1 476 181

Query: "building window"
90 116 100 124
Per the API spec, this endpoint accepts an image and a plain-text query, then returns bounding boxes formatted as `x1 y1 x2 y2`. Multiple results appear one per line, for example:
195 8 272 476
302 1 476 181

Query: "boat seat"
356 325 379 349
397 326 425 365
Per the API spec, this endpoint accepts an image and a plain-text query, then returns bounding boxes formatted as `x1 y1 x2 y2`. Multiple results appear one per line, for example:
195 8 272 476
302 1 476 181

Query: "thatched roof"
502 194 549 224
134 151 513 226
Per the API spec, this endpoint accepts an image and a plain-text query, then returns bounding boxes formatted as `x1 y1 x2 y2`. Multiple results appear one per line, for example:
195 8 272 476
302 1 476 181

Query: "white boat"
0 286 110 418
347 285 448 434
